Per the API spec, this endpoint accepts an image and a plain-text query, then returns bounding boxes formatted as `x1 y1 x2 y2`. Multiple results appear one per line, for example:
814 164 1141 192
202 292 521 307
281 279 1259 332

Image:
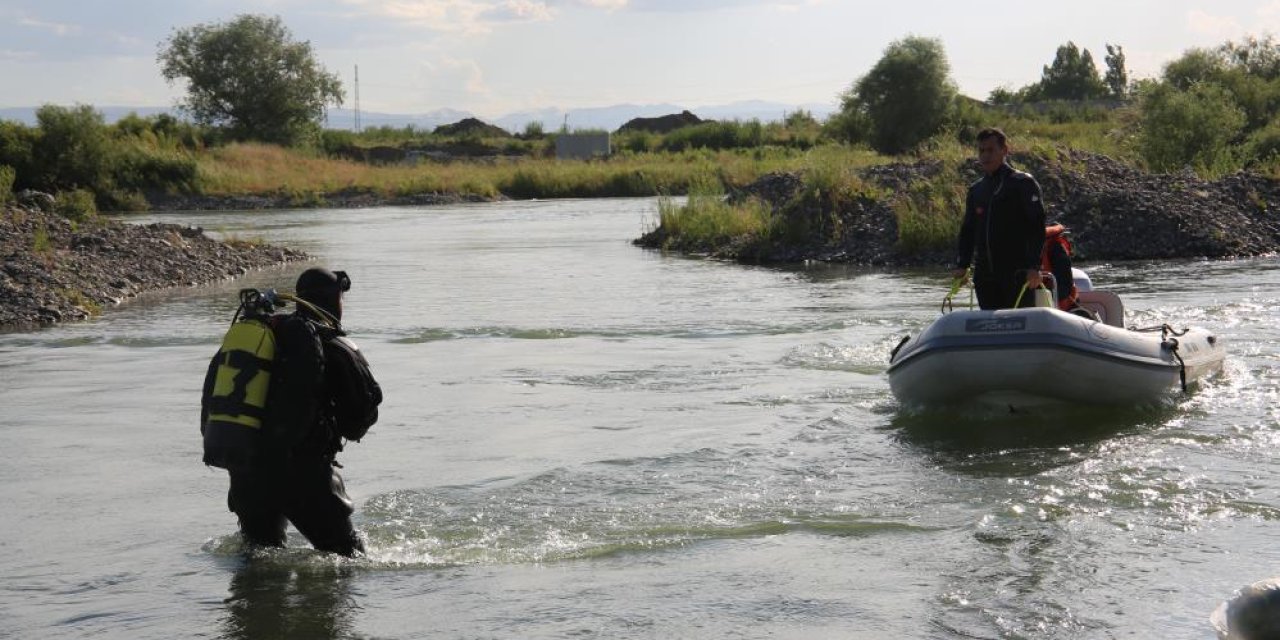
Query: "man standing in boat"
952 128 1047 309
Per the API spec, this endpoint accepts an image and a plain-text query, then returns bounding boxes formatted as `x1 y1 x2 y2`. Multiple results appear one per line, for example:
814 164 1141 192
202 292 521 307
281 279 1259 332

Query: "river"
1 198 1277 639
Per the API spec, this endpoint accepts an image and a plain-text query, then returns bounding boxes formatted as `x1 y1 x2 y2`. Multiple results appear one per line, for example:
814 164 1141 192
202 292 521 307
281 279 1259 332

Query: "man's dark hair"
976 127 1008 146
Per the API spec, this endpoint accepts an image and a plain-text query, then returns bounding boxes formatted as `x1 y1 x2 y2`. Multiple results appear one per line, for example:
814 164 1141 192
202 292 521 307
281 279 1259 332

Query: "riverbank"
0 202 305 329
8 147 1279 331
636 149 1280 264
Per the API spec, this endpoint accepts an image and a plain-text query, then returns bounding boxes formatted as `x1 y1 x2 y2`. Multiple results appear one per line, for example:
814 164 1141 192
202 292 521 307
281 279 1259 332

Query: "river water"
2 198 1278 639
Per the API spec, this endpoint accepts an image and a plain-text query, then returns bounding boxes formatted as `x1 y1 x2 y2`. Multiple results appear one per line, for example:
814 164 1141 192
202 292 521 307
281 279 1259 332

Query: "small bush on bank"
1138 81 1246 175
892 167 966 253
54 188 98 223
0 165 14 205
654 181 773 251
661 121 766 152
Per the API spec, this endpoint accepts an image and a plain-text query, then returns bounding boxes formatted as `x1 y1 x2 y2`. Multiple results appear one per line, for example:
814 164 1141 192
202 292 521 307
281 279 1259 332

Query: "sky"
2 0 1279 119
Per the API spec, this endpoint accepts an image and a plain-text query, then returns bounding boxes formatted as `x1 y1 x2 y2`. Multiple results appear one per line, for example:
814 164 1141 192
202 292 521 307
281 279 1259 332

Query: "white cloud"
1186 10 1241 37
339 0 555 34
0 49 37 61
1257 1 1280 29
484 0 553 21
576 0 628 9
18 16 80 37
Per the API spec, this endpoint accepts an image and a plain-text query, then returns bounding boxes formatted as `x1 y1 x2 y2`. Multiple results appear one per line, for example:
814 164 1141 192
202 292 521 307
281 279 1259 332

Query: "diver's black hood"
295 267 348 322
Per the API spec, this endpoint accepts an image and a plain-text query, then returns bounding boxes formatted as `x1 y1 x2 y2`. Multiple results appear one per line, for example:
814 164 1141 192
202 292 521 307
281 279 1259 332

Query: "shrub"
320 129 357 155
661 121 765 152
111 143 199 193
0 165 14 205
654 180 773 250
1138 81 1246 174
33 104 112 192
1247 118 1280 166
0 121 37 190
54 188 98 223
892 167 966 253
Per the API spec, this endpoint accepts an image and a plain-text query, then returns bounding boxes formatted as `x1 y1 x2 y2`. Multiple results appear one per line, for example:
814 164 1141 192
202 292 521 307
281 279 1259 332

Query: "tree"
1038 42 1108 100
838 36 957 154
32 104 111 192
1139 82 1245 173
1104 44 1128 99
1162 37 1280 131
987 85 1018 105
158 14 343 145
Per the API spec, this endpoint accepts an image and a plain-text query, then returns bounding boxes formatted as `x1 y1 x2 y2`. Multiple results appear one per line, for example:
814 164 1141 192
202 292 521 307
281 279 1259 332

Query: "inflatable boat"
887 271 1225 408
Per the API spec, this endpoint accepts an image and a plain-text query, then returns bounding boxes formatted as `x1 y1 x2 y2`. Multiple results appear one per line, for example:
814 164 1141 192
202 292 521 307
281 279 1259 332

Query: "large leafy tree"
1037 42 1108 100
158 14 343 145
838 36 956 154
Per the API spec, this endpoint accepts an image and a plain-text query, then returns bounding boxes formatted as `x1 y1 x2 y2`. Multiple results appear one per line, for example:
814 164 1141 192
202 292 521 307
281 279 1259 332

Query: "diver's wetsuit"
956 163 1047 310
225 314 377 557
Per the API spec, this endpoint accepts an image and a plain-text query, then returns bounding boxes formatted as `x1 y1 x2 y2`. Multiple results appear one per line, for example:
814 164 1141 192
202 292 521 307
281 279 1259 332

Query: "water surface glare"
2 198 1279 639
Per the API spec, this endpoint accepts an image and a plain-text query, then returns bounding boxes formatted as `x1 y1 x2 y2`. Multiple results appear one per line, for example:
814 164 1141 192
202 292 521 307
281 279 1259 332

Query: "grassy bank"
646 134 1089 259
196 143 816 200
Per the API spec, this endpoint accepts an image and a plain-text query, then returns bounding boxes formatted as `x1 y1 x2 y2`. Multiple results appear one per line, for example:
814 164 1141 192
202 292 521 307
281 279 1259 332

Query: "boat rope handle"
889 335 910 362
942 267 972 314
1013 282 1044 308
1131 323 1190 337
1162 337 1188 392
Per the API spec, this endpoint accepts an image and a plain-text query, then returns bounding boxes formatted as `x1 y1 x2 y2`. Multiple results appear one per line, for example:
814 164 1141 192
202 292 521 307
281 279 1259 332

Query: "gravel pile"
1 200 306 329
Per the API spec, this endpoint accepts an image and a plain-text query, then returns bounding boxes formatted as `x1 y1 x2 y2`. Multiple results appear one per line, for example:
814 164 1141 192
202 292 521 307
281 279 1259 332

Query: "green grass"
193 143 809 200
652 183 775 252
58 288 103 316
892 171 966 254
32 226 51 254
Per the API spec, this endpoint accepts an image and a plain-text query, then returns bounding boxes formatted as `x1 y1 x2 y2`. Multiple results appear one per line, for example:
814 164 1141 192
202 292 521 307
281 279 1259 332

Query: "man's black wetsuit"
955 163 1047 310
225 313 381 556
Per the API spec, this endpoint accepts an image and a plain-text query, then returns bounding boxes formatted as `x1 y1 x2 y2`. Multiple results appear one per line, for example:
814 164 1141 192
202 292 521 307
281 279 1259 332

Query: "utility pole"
354 64 362 133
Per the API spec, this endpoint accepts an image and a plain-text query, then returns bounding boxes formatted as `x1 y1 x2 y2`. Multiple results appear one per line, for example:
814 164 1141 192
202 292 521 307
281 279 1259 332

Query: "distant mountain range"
0 100 837 133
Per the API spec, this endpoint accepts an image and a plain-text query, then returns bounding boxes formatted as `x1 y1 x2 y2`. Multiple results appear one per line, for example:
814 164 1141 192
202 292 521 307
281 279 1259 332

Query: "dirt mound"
1024 150 1280 260
617 110 706 134
433 118 510 138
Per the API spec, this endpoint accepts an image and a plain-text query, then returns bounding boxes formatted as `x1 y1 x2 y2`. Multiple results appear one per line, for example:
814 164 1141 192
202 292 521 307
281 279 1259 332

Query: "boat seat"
1076 291 1124 327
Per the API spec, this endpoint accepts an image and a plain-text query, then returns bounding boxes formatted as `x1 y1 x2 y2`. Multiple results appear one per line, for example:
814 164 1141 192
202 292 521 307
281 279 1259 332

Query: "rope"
1162 337 1188 392
942 267 972 314
890 335 911 362
1130 323 1189 337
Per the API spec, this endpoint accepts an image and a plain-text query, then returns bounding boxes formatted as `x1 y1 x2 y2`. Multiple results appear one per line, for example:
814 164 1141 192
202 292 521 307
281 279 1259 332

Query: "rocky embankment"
639 150 1280 265
0 200 306 329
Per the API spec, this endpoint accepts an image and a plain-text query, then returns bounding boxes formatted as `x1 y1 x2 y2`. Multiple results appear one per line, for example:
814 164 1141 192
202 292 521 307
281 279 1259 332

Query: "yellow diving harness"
201 288 338 469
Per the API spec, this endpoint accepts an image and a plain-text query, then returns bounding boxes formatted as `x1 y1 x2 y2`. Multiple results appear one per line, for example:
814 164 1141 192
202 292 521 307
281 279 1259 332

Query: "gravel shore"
636 150 1280 265
1 203 306 329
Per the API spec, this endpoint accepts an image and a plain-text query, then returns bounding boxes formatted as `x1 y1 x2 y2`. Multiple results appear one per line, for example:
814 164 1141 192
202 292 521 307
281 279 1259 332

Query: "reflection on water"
887 404 1174 477
221 553 362 640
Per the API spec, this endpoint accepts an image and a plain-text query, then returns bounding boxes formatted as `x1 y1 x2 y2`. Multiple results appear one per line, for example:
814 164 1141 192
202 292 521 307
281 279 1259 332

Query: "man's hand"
1025 270 1043 289
950 268 969 284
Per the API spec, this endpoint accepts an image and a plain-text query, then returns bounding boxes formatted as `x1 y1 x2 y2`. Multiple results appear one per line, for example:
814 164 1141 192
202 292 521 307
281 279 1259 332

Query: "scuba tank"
200 289 285 470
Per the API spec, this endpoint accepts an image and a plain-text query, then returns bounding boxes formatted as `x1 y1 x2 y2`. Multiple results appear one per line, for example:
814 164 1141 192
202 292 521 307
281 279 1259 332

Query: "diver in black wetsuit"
202 268 382 557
